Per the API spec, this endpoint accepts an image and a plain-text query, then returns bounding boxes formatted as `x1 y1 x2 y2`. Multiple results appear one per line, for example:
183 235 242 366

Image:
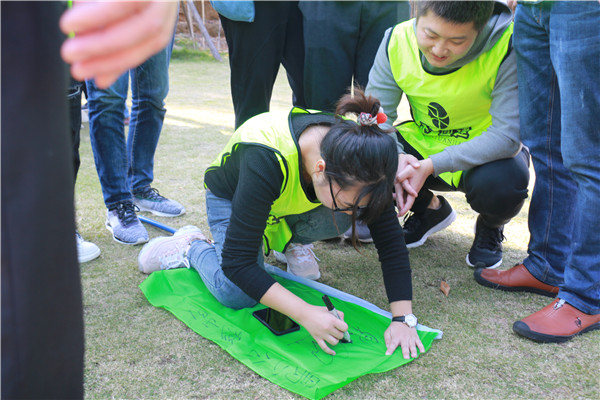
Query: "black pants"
69 78 84 182
399 136 531 228
301 1 410 111
1 2 84 398
220 1 306 129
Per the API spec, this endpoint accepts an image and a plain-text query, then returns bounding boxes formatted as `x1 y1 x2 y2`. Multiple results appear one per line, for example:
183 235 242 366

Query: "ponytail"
320 88 398 247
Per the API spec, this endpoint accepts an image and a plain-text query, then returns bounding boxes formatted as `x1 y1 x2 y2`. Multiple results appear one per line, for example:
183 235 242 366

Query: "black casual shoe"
466 216 504 269
402 196 456 248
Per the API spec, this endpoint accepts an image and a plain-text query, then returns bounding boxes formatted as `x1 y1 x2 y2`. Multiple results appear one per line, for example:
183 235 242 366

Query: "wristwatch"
392 314 418 328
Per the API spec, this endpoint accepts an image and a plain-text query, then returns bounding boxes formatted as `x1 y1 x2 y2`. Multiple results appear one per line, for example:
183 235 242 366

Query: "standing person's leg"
87 74 149 244
281 0 306 109
512 2 600 341
69 78 83 182
129 38 185 218
354 1 410 88
87 74 131 207
550 2 600 317
476 1 600 342
220 1 296 128
473 2 565 297
128 42 170 193
69 77 101 263
511 1 600 342
300 1 359 111
1 2 84 397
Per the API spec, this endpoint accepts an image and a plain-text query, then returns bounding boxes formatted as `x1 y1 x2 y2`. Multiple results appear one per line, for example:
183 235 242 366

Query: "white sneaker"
137 225 207 274
76 232 101 263
276 243 321 280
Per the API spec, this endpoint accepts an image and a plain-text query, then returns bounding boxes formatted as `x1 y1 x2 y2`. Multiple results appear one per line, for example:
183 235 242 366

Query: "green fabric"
140 269 438 399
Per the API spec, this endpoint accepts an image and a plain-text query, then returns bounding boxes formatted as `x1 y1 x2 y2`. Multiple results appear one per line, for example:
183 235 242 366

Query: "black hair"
416 1 494 32
320 88 398 248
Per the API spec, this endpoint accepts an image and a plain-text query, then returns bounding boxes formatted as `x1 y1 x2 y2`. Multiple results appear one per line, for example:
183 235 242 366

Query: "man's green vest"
206 108 322 254
388 20 513 187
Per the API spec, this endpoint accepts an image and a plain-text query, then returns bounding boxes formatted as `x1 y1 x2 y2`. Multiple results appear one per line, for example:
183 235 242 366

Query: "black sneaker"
402 196 456 248
466 216 504 269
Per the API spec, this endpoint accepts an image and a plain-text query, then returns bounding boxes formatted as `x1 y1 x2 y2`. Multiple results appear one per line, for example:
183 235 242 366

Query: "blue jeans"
514 1 600 314
86 42 172 208
187 191 352 309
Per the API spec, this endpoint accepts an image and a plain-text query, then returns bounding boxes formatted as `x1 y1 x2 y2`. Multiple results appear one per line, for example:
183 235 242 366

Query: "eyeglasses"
328 177 367 215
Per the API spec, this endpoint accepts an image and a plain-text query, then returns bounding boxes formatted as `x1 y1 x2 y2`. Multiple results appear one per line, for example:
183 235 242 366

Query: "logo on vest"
427 102 450 129
418 102 472 145
266 215 282 225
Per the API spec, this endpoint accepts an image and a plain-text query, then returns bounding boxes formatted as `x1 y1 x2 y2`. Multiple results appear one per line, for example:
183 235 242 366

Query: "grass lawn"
75 53 599 399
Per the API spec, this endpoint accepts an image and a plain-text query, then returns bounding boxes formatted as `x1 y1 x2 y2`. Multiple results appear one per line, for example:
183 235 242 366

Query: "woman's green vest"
388 20 513 187
206 108 322 254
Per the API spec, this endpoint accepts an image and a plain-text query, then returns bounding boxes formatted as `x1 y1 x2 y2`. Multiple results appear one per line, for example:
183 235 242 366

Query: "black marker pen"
322 295 352 343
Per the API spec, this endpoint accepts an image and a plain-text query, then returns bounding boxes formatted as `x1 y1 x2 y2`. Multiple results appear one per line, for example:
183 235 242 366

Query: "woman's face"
315 177 369 215
415 10 478 68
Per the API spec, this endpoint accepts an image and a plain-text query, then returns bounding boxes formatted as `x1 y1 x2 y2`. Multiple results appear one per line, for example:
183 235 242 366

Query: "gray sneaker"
342 220 373 243
106 201 149 245
274 243 321 280
133 186 185 217
137 226 207 274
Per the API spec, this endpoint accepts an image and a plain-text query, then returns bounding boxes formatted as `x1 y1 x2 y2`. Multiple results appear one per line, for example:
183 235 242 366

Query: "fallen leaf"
440 280 450 297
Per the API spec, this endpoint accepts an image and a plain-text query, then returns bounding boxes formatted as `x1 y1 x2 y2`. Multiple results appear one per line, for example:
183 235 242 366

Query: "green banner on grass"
140 269 438 400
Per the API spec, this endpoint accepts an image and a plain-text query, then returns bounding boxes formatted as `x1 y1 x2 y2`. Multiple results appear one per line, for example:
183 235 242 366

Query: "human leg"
127 40 184 218
300 1 358 111
86 74 131 206
128 42 170 192
220 1 296 128
354 1 410 88
480 1 600 342
87 75 149 244
462 148 530 268
187 191 259 309
281 0 306 108
547 1 600 315
1 2 84 396
68 78 83 181
69 78 101 262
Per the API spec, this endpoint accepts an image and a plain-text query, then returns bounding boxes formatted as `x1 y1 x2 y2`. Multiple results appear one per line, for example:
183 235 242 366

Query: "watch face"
405 314 417 327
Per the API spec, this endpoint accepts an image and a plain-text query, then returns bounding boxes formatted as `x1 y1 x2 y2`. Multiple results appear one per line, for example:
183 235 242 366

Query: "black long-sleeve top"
204 113 412 304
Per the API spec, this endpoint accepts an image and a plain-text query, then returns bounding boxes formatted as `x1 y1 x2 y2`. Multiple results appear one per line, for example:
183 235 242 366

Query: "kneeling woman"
138 90 424 358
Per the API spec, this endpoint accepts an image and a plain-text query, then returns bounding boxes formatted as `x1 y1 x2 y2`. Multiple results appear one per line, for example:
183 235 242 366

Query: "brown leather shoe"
474 263 559 297
513 298 600 343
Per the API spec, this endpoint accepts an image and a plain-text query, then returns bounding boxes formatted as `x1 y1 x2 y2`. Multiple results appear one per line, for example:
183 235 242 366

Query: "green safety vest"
206 108 324 254
388 20 514 187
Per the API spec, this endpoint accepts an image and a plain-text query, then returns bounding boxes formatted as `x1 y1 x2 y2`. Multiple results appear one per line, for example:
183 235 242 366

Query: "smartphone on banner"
253 307 300 336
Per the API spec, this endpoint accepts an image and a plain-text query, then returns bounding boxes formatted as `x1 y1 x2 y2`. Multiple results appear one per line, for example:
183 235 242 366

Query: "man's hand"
60 1 178 88
394 154 434 216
